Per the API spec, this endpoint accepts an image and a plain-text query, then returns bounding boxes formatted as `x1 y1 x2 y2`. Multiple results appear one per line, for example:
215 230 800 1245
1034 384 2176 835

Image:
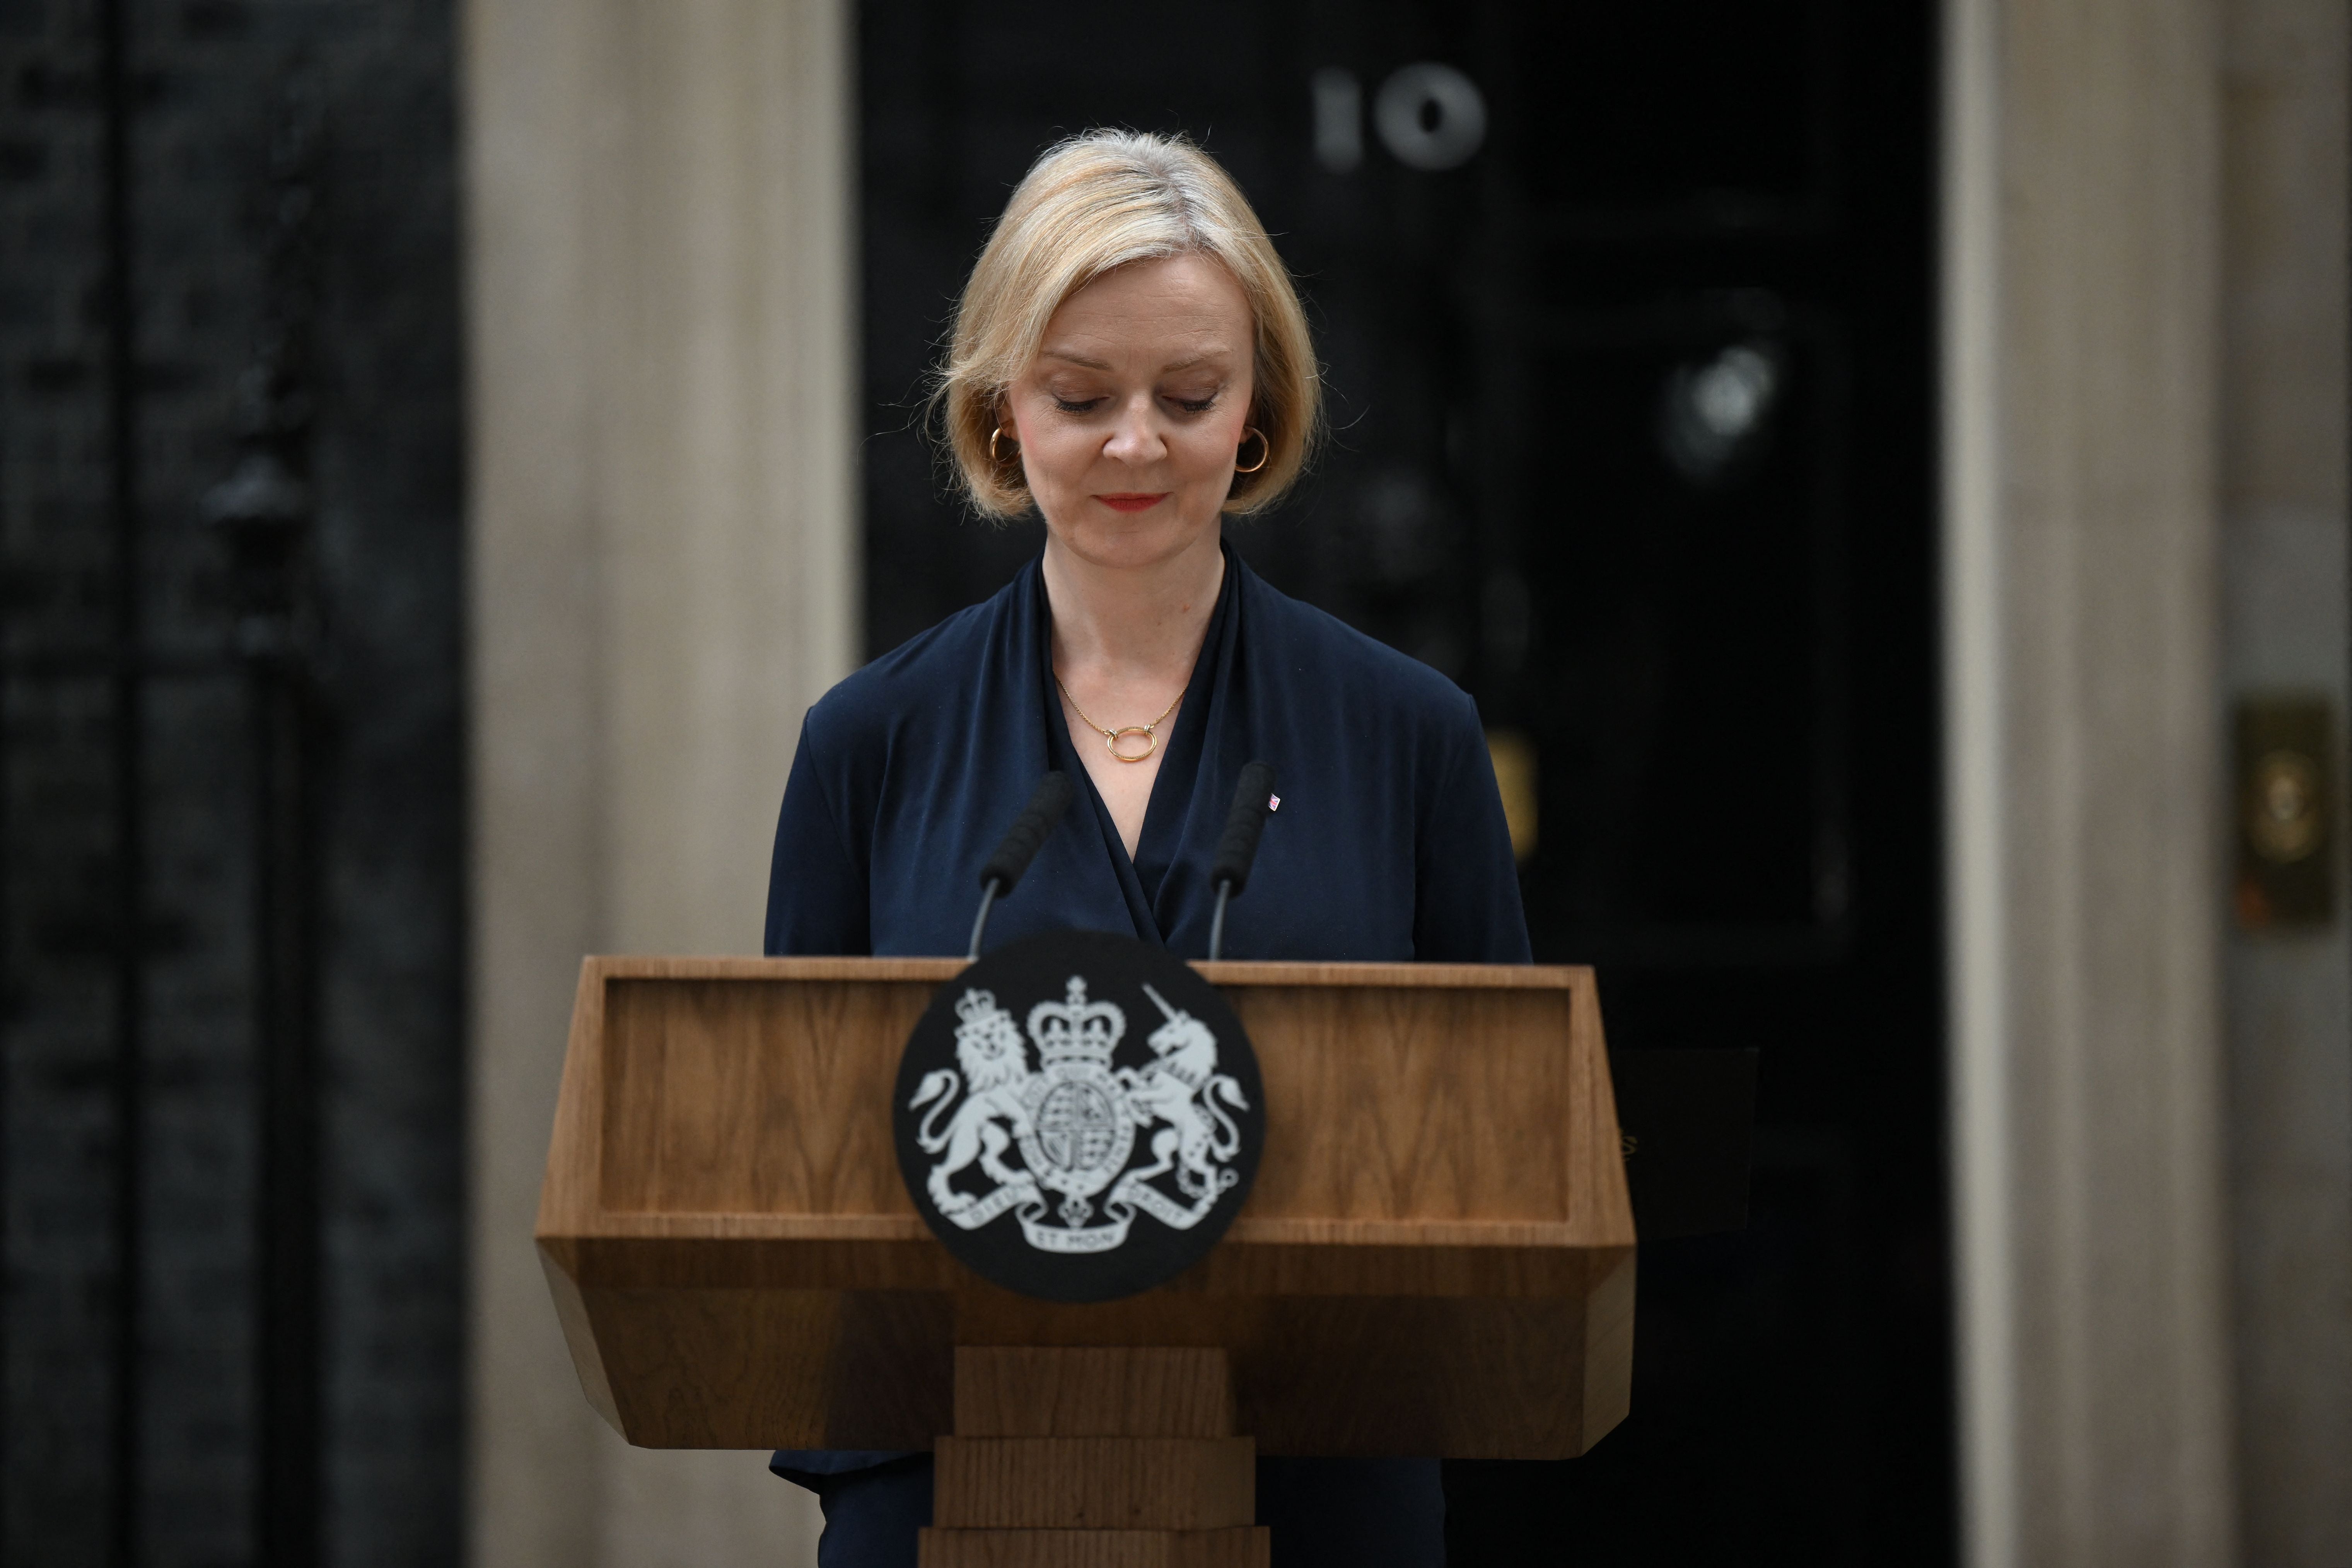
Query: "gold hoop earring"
1235 427 1270 474
990 426 1017 463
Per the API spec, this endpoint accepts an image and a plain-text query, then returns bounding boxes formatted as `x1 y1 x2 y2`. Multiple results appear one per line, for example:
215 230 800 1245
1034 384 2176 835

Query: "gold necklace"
1055 674 1184 763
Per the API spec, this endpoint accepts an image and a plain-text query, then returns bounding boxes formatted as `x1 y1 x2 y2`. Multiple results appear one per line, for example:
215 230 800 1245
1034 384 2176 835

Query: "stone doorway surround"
1942 1 2349 1565
461 2 853 1564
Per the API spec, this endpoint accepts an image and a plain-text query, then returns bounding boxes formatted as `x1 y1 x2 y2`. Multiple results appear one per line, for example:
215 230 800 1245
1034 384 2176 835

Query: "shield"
1030 1073 1127 1182
893 929 1265 1303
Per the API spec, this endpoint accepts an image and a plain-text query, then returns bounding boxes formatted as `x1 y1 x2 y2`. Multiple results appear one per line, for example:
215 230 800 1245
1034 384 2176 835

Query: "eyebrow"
1038 349 1229 374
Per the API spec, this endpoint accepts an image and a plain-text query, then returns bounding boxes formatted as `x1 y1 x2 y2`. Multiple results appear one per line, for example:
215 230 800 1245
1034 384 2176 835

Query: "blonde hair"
938 130 1321 519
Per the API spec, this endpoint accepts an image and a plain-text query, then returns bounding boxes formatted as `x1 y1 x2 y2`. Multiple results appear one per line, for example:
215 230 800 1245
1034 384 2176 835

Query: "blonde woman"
765 130 1528 1568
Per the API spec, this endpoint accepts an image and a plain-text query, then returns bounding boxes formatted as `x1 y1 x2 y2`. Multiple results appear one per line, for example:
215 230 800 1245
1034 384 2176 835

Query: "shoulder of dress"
806 589 1020 743
1239 569 1479 725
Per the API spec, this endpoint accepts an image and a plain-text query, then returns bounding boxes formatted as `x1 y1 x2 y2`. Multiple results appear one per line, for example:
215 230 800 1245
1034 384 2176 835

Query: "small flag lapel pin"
1268 795 1281 811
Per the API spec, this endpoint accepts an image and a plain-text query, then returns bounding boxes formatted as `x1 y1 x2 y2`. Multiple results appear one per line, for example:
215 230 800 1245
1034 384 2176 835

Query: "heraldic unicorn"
907 974 1251 1255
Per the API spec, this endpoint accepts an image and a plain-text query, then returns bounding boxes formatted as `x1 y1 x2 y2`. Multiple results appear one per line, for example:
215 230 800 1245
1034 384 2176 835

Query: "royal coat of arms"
907 974 1252 1256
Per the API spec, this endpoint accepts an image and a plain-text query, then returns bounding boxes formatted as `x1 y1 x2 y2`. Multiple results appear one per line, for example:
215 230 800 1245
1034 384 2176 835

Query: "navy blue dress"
764 544 1531 1567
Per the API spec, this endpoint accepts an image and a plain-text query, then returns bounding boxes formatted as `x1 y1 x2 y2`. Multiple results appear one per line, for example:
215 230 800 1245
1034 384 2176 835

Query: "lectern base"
918 1527 1269 1568
920 1348 1268 1568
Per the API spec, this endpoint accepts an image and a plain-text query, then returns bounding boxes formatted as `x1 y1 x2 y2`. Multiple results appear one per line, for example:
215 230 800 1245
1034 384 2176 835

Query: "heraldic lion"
909 989 1035 1213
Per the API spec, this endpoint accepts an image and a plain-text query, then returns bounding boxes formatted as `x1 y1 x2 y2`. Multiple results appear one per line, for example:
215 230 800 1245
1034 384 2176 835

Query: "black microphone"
968 771 1075 959
1207 761 1277 961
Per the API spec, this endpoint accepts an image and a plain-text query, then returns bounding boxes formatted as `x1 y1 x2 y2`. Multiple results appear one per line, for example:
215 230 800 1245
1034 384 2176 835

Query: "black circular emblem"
894 928 1264 1303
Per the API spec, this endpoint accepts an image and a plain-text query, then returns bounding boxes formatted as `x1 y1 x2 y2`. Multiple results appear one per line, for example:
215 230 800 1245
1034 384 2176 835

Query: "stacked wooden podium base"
922 1347 1268 1568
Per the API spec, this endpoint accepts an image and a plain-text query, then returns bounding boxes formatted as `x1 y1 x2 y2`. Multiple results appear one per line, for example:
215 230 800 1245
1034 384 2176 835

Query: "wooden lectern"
540 956 1635 1566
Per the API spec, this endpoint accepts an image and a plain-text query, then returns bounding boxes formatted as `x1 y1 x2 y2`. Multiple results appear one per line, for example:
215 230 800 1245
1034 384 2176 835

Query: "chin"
1049 502 1221 570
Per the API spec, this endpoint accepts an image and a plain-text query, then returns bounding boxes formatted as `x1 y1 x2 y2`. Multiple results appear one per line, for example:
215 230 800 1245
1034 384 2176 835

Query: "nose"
1102 391 1167 466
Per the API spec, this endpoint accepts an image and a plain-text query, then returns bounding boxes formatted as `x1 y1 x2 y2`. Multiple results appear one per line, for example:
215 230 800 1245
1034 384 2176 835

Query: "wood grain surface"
926 1349 1257 1565
536 955 1637 1455
1225 982 1611 1226
949 1263 1633 1458
917 1527 1269 1568
599 973 932 1216
956 1348 1233 1437
933 1437 1255 1529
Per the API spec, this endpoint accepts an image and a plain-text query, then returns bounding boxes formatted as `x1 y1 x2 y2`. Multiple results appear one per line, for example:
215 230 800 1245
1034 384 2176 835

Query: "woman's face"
1003 253 1257 572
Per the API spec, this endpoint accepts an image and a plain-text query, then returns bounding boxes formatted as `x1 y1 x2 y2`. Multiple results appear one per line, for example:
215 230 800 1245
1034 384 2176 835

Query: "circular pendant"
1106 726 1156 763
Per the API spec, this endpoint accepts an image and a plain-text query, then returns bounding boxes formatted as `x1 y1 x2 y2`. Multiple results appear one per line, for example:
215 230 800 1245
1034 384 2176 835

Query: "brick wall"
0 2 464 1562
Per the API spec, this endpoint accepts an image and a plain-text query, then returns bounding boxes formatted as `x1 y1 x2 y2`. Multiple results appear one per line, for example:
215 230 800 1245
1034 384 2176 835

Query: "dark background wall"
0 2 464 1564
860 2 1948 1561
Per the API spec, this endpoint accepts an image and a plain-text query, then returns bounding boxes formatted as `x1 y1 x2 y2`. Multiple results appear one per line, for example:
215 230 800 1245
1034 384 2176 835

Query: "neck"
1041 529 1227 681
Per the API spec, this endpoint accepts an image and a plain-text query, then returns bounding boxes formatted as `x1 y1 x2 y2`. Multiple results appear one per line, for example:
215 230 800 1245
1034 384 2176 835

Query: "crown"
1026 976 1125 1067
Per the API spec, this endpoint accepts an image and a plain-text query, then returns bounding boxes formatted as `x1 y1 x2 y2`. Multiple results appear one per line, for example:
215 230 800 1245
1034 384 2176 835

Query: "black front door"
859 4 1947 1560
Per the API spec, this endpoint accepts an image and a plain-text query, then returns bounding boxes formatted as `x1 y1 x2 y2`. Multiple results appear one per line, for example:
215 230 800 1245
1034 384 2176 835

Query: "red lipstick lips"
1096 493 1167 514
